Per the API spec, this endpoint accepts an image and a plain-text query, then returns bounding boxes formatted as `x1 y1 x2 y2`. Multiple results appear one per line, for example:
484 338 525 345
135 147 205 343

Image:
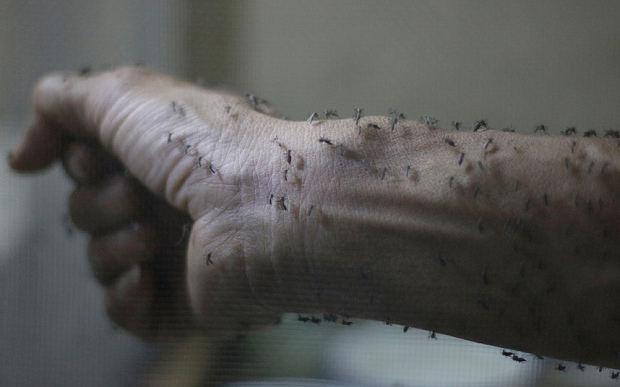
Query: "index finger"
8 67 150 172
9 72 101 171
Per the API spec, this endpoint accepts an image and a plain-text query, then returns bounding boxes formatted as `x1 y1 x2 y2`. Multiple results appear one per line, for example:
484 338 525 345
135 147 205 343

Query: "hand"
9 67 282 341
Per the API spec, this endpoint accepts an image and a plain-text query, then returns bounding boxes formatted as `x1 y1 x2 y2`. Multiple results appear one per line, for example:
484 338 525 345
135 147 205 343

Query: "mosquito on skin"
389 109 405 130
534 125 546 134
404 165 411 177
307 112 318 125
473 120 488 132
205 252 213 266
353 108 363 125
421 116 438 126
323 110 338 119
576 363 586 372
584 130 597 137
512 355 526 363
483 138 493 150
277 196 287 211
562 127 577 136
245 94 259 108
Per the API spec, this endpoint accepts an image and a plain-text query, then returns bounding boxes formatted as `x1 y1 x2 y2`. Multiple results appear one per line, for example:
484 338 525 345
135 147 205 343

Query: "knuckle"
107 65 156 85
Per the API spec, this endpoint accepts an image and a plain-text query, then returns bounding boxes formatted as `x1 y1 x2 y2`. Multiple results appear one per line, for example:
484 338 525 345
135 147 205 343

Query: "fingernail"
116 265 142 294
67 153 88 180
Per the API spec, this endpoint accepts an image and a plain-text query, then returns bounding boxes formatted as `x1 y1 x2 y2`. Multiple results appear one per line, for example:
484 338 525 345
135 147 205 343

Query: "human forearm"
14 67 620 366
259 115 620 367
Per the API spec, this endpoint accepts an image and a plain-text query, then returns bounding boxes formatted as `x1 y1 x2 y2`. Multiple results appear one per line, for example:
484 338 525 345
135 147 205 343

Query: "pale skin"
8 67 620 369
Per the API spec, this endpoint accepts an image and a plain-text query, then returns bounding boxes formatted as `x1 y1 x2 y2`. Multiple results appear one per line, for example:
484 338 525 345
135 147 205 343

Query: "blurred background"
1 1 620 386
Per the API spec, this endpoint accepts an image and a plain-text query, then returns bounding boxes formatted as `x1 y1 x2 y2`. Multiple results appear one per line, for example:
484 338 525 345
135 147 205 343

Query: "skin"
8 66 620 368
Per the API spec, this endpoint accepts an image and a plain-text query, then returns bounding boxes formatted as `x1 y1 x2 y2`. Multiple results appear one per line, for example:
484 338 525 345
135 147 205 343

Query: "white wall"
237 1 620 134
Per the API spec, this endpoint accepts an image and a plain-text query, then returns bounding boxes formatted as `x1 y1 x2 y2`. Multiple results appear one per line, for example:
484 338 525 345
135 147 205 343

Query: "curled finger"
62 141 125 184
68 174 152 234
87 222 157 286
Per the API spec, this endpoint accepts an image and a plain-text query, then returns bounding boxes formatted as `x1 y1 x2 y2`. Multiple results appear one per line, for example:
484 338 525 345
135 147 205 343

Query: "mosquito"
353 108 363 125
512 355 526 363
307 112 319 124
323 109 339 119
584 130 597 137
561 127 577 136
473 120 488 132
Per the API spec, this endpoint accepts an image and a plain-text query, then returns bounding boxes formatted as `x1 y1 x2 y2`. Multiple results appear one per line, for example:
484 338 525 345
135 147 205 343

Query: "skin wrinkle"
210 99 620 364
264 115 620 367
